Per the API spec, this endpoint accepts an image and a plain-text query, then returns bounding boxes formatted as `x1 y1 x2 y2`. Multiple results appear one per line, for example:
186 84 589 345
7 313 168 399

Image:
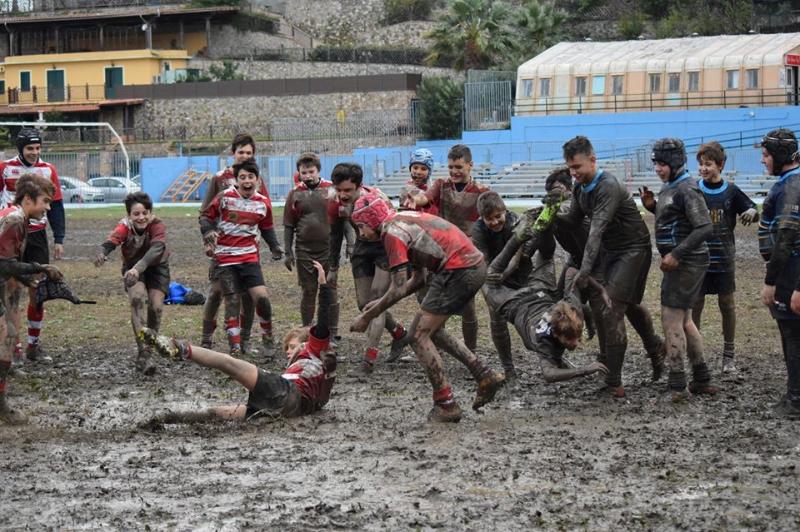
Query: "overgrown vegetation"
383 0 438 24
417 77 464 139
177 60 244 83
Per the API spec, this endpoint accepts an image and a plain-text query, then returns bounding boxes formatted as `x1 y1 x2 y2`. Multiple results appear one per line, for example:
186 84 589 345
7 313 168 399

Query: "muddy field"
2 206 799 530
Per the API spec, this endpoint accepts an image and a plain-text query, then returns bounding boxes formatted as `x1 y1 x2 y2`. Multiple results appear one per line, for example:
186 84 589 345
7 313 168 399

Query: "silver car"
87 176 141 202
60 176 105 203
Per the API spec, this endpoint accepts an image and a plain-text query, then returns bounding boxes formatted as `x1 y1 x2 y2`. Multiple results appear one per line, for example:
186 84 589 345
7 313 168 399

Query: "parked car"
59 176 105 203
131 174 141 186
87 176 141 202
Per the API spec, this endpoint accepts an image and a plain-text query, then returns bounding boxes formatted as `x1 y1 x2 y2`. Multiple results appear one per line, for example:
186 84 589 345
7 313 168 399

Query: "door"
46 69 65 102
105 67 123 99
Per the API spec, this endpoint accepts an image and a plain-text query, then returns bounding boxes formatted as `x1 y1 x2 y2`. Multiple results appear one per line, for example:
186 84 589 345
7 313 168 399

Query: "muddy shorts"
351 239 389 279
124 262 170 295
701 271 735 296
24 230 49 265
245 369 303 420
296 257 329 287
421 262 486 315
661 262 707 309
601 247 651 304
216 262 264 296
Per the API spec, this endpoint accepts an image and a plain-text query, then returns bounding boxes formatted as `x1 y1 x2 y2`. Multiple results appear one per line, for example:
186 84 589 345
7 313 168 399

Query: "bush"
384 0 436 24
619 11 646 40
417 77 464 140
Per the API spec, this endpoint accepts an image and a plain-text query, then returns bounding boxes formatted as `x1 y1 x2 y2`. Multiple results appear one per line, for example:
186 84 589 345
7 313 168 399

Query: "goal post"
0 119 130 179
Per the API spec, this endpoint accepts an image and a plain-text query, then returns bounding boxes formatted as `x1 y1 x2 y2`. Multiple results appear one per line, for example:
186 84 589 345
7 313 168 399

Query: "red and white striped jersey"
202 186 275 265
0 156 63 232
282 349 334 414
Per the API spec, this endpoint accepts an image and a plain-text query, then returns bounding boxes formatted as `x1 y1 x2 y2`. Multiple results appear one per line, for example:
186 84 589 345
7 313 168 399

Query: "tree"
384 0 437 24
508 0 567 67
425 0 517 71
208 60 244 81
417 77 464 140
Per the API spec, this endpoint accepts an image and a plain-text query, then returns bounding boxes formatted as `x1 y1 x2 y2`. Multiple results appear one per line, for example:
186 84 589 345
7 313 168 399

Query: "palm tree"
514 0 567 59
425 0 517 72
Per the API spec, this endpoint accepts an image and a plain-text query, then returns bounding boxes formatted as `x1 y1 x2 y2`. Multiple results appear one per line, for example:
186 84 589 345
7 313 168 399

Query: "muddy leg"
240 292 255 354
5 281 21 359
776 320 800 407
201 281 222 347
0 310 24 424
600 298 627 395
354 271 386 370
146 288 165 332
128 282 155 375
691 294 705 331
461 297 478 351
411 311 460 421
300 282 317 327
626 302 665 381
662 306 688 397
588 289 608 364
718 292 736 365
489 309 514 377
223 292 242 354
247 286 274 357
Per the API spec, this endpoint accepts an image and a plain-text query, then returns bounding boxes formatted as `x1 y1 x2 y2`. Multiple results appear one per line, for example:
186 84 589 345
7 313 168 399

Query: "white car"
87 176 141 202
59 176 105 203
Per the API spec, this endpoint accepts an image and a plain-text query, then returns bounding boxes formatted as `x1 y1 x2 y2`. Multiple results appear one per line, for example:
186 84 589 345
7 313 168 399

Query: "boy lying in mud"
139 261 336 424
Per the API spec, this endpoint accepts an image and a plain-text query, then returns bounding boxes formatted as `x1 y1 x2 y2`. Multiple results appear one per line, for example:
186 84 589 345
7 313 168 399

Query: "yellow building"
516 33 800 116
0 2 238 129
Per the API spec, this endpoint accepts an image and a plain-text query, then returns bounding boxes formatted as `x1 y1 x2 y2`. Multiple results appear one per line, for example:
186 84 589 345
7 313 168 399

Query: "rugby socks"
26 304 44 350
259 319 273 339
722 341 735 362
225 317 241 350
364 347 379 363
390 324 406 341
433 386 455 407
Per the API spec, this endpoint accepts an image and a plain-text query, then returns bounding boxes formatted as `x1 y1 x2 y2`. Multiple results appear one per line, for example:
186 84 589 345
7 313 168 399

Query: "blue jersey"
698 180 755 273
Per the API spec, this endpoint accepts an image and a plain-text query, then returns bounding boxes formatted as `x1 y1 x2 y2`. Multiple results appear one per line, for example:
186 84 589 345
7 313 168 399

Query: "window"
592 75 605 95
20 71 30 92
575 76 587 96
0 81 5 95
612 75 623 95
726 70 739 89
539 78 551 97
649 73 661 93
688 71 700 91
521 79 533 97
668 73 680 93
746 68 759 89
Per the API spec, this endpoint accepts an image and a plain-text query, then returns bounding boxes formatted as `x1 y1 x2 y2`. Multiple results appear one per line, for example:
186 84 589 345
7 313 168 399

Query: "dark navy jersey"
654 173 711 265
698 179 756 273
758 167 800 319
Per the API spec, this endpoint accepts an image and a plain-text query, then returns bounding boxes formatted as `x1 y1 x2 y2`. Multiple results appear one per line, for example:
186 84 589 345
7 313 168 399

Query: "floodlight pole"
0 118 130 179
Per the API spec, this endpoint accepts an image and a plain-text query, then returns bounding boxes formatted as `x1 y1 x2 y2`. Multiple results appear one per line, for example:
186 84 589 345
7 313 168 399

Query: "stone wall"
208 24 301 58
356 20 437 48
134 90 417 139
283 0 385 44
188 58 461 81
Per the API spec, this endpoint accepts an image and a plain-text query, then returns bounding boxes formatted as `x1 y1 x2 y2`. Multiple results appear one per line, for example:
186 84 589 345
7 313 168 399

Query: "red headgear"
351 191 395 230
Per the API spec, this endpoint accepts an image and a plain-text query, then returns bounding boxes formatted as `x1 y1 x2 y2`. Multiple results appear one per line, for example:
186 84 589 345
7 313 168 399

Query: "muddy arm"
359 267 426 322
540 358 607 383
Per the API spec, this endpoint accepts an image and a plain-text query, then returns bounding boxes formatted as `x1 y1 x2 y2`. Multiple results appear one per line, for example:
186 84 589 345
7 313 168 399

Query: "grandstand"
373 158 776 200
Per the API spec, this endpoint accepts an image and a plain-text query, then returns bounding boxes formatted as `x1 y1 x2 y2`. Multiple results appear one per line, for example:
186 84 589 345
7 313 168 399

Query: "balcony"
2 83 129 106
1 1 187 16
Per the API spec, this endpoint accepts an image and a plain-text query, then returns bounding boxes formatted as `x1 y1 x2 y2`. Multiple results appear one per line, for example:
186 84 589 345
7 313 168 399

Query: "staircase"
160 169 210 202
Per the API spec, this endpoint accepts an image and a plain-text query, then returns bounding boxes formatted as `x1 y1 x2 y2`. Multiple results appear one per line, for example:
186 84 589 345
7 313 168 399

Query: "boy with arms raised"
200 161 282 357
350 192 504 422
95 192 170 375
0 174 62 423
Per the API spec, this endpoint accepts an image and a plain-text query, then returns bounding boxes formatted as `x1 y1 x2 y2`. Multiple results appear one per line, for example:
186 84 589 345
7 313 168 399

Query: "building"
516 33 800 116
0 1 240 131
